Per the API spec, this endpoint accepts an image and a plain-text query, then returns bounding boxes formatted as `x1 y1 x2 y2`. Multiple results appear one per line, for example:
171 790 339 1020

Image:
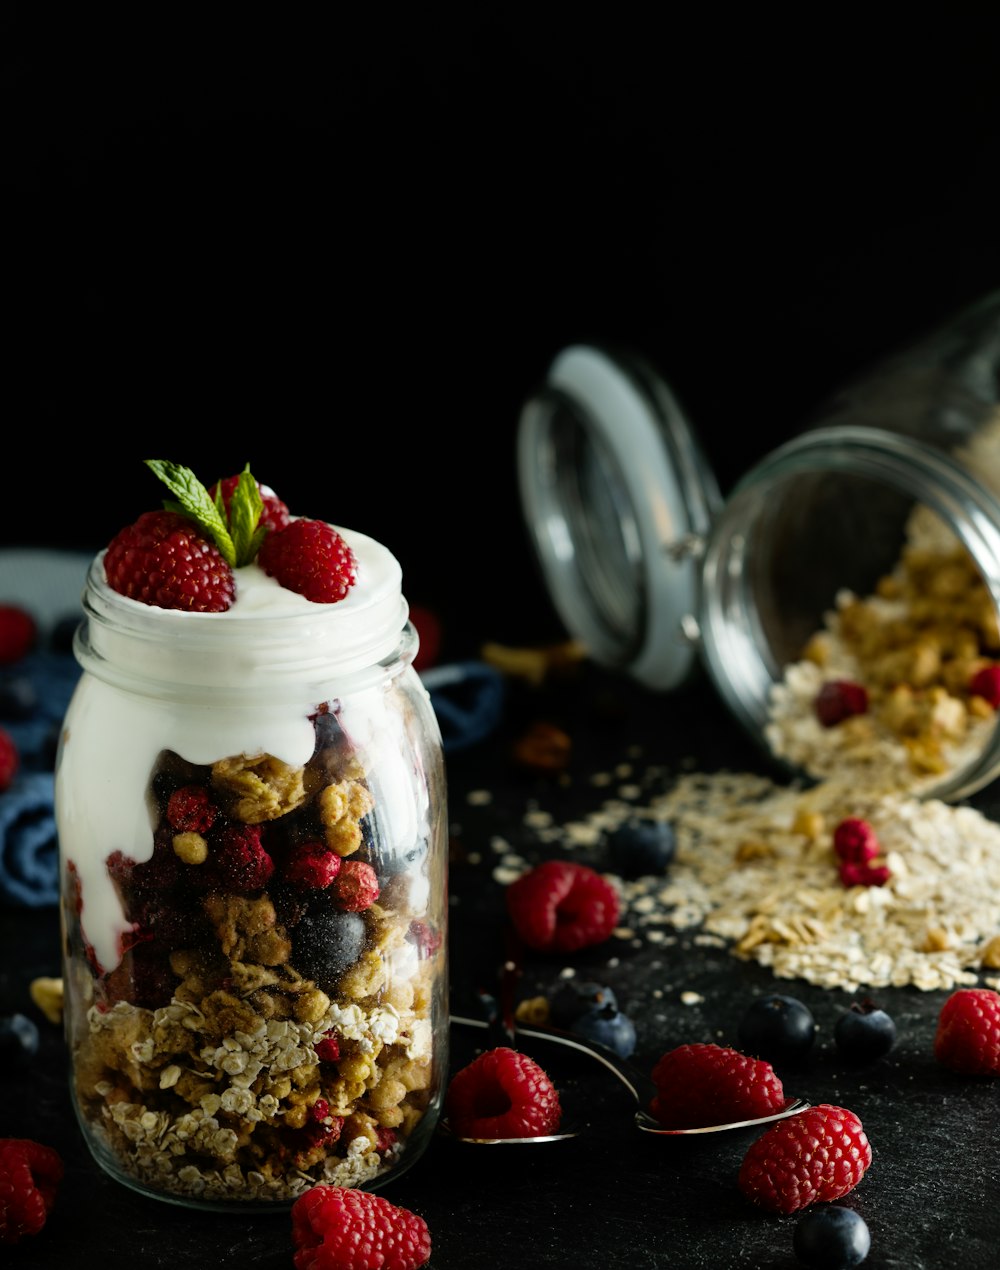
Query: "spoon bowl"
447 1013 810 1143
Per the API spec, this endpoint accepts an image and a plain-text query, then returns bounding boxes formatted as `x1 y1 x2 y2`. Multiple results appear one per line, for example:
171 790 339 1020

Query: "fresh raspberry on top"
0 727 18 792
815 679 869 727
209 474 291 533
934 987 1000 1075
445 1046 562 1140
291 1184 431 1270
0 1138 64 1245
649 1043 785 1130
258 519 359 604
104 510 236 612
506 859 620 953
738 1103 872 1214
0 606 37 664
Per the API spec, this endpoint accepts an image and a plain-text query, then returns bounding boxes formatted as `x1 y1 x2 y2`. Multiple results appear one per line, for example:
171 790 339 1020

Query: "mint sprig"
145 459 264 567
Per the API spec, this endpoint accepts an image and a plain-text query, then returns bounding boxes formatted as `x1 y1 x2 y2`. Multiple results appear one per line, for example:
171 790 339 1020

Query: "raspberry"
0 727 18 792
258 518 358 604
815 679 869 727
838 859 891 887
832 817 879 863
0 606 37 664
505 859 620 953
649 1043 786 1130
0 1138 64 1245
445 1046 562 1140
934 987 1000 1075
284 842 342 890
969 664 1000 708
315 1035 341 1063
209 474 291 533
291 1184 431 1270
212 824 274 891
104 510 236 612
166 785 218 833
331 859 380 911
738 1103 872 1214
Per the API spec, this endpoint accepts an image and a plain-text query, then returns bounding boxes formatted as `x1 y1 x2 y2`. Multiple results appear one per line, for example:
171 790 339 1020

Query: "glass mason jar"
54 528 448 1210
517 290 1000 803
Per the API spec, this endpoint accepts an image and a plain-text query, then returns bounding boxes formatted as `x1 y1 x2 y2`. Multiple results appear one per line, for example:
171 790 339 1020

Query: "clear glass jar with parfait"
517 289 1000 802
55 463 448 1210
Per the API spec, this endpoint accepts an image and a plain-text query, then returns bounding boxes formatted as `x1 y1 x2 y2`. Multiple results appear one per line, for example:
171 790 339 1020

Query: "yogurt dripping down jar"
517 290 1000 803
55 524 448 1210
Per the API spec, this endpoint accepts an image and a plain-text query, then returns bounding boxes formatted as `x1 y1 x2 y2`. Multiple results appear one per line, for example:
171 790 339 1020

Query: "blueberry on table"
0 1013 40 1070
793 1204 871 1268
549 979 619 1026
570 1005 638 1059
607 817 676 878
738 993 816 1063
834 999 897 1062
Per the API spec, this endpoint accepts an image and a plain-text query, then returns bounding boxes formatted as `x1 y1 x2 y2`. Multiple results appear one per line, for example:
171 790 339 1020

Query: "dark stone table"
3 663 999 1269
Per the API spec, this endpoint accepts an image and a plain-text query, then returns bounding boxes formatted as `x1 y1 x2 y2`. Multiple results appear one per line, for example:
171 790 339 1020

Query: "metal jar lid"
517 343 722 689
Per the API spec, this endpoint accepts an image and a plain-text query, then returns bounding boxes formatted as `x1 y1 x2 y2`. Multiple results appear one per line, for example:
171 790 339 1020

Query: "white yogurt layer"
55 526 425 974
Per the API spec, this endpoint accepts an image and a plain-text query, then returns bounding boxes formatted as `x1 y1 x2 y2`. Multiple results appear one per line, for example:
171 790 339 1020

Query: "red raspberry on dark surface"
104 510 236 612
0 605 37 664
934 987 1000 1075
331 859 380 911
445 1046 562 1140
0 1138 64 1245
0 727 18 792
505 859 620 953
166 785 218 833
815 679 869 727
832 817 879 863
258 518 358 604
283 842 342 890
738 1103 872 1214
209 474 291 533
649 1043 786 1130
292 1184 431 1270
212 824 274 891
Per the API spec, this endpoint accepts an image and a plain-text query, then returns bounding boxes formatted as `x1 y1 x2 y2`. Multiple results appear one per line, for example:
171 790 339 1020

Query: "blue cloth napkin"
0 770 59 905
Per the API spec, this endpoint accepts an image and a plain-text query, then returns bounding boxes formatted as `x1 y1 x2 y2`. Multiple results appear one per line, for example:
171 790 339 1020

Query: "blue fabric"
0 771 59 905
422 660 506 752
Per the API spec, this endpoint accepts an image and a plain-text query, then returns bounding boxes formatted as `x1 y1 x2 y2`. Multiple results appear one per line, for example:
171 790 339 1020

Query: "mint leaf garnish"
145 459 265 567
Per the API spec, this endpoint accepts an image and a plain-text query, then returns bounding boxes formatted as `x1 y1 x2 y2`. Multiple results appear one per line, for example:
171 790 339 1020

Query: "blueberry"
0 674 39 720
834 999 897 1063
570 1005 637 1059
549 979 619 1026
293 908 366 989
738 994 816 1063
793 1205 871 1268
0 1013 41 1070
607 817 676 879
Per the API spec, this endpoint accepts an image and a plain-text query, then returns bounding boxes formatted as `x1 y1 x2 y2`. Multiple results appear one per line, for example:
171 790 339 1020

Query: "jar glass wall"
56 544 448 1211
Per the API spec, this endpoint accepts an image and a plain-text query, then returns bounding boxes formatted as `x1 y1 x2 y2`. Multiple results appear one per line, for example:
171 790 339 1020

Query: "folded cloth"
422 661 506 752
0 771 59 906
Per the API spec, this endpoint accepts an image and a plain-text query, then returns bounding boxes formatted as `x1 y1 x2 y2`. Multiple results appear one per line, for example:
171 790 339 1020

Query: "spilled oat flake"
480 767 1000 994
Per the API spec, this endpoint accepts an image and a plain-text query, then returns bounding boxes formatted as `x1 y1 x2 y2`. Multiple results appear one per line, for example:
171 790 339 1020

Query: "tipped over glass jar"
55 490 448 1211
517 289 1000 802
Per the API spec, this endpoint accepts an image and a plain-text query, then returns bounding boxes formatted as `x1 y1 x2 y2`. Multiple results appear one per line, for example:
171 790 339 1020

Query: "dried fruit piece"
815 679 869 727
649 1043 785 1129
969 664 1000 708
738 1103 872 1214
934 986 1000 1075
445 1046 561 1139
506 859 620 953
832 818 879 863
291 1184 431 1270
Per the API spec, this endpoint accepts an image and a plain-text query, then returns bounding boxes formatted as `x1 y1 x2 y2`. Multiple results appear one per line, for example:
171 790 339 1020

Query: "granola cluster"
62 706 442 1205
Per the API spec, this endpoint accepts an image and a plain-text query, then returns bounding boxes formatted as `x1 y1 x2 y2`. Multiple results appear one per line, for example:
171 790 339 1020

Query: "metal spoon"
446 1013 810 1140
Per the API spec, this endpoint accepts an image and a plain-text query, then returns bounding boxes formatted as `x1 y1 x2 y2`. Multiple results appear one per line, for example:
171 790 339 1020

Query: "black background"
6 7 1000 653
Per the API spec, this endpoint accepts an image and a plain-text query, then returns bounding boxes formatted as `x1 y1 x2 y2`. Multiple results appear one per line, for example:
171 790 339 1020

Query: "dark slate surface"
4 663 1000 1268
